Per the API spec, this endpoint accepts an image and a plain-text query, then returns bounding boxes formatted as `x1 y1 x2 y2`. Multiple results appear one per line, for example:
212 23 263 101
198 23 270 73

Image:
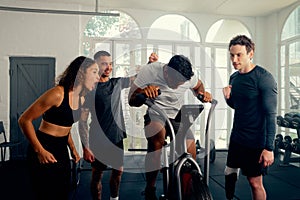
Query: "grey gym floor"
1 151 300 200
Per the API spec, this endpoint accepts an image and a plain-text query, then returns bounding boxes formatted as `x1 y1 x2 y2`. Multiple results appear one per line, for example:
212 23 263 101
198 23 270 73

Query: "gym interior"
0 0 300 199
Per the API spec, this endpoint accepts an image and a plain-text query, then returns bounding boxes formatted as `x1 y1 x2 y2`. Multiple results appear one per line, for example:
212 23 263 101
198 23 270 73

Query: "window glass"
280 5 300 133
281 6 300 40
157 45 173 63
289 41 300 65
206 19 251 43
84 10 141 38
281 45 285 67
176 46 191 57
95 42 111 53
148 14 200 42
205 19 251 149
215 48 227 67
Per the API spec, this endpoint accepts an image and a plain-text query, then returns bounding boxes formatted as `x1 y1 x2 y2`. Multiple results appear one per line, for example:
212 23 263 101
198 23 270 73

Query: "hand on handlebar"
197 91 212 103
143 85 160 99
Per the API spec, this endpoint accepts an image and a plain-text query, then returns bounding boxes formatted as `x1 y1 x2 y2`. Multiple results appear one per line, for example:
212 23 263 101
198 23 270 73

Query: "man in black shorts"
223 35 277 200
79 51 157 200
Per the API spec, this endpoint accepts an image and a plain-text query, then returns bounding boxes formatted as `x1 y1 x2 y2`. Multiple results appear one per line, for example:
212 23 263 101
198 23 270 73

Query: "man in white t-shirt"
128 55 212 200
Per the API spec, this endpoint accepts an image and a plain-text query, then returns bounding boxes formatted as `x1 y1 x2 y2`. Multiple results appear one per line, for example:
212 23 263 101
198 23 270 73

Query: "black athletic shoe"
144 186 158 200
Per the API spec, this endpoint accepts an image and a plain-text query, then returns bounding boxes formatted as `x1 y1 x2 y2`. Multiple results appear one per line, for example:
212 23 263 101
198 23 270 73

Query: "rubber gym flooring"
1 151 300 200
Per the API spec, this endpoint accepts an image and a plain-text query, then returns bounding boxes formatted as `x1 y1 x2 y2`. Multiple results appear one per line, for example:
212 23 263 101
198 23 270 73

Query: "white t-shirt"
134 62 198 119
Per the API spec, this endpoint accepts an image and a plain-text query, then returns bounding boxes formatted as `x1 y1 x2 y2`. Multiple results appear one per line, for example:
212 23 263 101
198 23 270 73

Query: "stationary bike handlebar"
136 91 217 184
196 93 218 106
136 91 217 199
197 94 218 185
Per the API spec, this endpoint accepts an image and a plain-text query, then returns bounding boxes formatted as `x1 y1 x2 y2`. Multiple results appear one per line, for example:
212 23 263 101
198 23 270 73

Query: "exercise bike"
139 93 217 200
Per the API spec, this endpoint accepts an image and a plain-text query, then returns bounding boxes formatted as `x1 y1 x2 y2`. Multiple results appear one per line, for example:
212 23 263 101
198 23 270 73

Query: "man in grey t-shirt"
128 55 212 200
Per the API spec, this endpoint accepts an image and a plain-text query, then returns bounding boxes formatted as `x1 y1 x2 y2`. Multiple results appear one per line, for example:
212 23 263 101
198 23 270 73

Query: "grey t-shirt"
134 62 198 119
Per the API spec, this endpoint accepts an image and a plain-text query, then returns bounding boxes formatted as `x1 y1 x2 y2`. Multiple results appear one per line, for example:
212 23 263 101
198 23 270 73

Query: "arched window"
281 6 300 40
280 5 300 139
205 19 251 149
84 10 141 39
147 14 201 63
82 10 145 153
82 10 142 69
148 14 200 42
206 19 250 43
147 14 210 145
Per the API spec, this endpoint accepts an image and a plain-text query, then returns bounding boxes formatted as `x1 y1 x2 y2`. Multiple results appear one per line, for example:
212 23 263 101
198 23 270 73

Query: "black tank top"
43 87 81 127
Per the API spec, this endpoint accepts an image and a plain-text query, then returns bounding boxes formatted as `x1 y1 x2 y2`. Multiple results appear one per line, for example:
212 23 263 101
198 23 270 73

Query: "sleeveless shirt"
43 87 81 127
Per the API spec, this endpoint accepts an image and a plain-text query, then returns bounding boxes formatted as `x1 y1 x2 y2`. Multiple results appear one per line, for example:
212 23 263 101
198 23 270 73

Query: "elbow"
18 113 32 131
18 115 25 127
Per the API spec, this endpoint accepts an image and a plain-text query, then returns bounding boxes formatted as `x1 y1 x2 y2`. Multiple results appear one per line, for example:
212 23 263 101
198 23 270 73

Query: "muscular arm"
18 86 64 163
68 132 80 163
78 108 90 149
192 79 212 102
128 83 160 107
78 107 96 163
261 73 278 151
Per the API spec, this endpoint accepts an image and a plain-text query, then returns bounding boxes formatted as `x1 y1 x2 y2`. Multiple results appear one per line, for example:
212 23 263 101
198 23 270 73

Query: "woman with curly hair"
18 56 100 200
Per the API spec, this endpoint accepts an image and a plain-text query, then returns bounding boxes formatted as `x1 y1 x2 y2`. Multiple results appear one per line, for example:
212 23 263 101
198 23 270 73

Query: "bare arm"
68 132 80 163
78 108 90 149
78 107 95 163
18 86 65 163
192 79 212 102
128 83 160 107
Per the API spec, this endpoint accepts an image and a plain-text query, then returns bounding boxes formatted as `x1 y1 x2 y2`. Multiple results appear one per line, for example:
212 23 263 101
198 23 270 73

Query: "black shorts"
226 140 268 177
91 140 124 169
144 113 194 140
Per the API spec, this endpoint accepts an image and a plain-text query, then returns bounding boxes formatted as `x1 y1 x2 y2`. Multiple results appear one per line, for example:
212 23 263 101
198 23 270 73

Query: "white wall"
0 3 82 131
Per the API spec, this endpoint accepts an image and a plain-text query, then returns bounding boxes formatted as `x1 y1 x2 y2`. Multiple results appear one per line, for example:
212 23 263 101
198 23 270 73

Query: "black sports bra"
43 87 81 127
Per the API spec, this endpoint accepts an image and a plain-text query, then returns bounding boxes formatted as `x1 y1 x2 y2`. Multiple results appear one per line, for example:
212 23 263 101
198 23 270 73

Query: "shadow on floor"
1 151 300 200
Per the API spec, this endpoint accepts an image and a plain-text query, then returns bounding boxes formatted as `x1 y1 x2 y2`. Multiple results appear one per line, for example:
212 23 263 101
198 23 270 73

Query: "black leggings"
27 130 70 200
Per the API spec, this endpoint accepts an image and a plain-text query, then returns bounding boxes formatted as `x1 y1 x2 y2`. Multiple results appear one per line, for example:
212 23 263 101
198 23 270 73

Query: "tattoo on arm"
79 108 89 149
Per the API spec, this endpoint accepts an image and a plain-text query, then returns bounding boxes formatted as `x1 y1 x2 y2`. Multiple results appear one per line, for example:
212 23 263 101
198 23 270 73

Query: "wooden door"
10 57 55 160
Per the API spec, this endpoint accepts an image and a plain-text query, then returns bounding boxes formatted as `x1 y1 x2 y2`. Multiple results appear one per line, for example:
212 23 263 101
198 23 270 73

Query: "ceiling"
15 0 300 17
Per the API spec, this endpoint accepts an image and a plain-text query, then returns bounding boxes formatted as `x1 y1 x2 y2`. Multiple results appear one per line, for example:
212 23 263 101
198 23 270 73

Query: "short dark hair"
229 35 255 53
167 55 194 81
94 50 111 60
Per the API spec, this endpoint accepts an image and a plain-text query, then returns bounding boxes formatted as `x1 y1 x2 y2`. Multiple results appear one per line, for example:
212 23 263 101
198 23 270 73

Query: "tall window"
147 14 210 146
280 6 300 139
82 10 147 152
205 19 251 149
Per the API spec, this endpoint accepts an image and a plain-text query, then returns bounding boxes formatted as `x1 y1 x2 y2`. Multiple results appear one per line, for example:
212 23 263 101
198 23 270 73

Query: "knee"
247 176 263 190
147 137 165 152
92 167 104 180
224 166 240 177
187 139 196 158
